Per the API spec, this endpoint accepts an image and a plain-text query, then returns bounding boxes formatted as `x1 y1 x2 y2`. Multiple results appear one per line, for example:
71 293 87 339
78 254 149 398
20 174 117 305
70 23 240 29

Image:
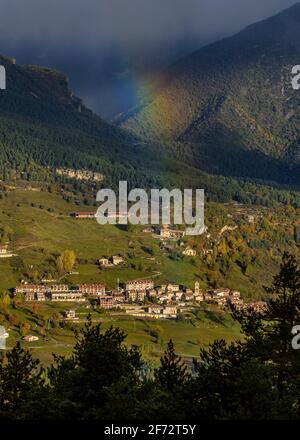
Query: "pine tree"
48 315 143 419
0 342 48 418
154 339 188 391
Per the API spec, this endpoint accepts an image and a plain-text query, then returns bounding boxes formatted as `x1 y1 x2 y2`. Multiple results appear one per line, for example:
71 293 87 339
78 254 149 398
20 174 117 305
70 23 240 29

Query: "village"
0 201 272 349
15 279 267 321
10 209 269 322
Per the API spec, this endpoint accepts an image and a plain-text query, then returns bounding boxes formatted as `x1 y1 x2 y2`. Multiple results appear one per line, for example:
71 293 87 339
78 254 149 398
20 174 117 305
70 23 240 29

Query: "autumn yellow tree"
0 293 10 313
58 250 77 273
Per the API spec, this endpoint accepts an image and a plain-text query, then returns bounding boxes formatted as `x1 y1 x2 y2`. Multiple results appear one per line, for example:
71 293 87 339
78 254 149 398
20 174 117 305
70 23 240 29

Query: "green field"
0 183 286 295
4 302 241 366
0 185 202 291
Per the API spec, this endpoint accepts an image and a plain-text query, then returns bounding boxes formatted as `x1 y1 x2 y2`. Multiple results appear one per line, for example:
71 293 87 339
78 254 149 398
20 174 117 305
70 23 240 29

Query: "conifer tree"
154 339 188 391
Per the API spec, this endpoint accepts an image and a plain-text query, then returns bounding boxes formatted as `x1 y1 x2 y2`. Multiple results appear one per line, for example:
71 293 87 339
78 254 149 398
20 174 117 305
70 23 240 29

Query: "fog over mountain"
0 0 296 117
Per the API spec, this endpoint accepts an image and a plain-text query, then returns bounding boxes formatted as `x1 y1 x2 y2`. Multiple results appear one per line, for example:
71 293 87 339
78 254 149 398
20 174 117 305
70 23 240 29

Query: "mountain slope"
0 54 182 189
119 3 300 184
0 50 299 208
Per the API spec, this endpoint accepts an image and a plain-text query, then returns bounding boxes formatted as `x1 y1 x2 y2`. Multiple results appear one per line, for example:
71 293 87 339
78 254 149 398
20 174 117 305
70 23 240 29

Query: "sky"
0 0 297 117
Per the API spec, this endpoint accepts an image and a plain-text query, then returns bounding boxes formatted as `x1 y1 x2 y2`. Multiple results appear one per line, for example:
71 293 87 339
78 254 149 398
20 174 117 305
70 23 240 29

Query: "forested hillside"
0 54 175 189
1 8 300 206
119 4 300 184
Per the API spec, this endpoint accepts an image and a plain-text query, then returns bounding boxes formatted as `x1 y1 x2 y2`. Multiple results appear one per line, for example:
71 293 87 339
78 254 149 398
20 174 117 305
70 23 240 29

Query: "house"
99 257 112 268
49 284 69 292
161 283 180 293
22 335 39 342
98 295 115 309
202 249 213 256
0 245 7 255
63 310 77 320
183 290 194 302
182 247 197 257
36 292 46 301
112 255 124 265
99 255 124 267
215 297 228 307
159 227 185 240
165 290 176 300
133 290 147 302
205 288 231 304
174 291 183 301
16 284 47 294
126 290 136 302
25 292 35 302
125 279 154 291
127 290 146 303
78 284 106 295
194 294 204 303
0 245 13 258
157 292 173 304
112 292 125 303
41 277 57 283
105 212 130 220
145 306 162 315
144 306 177 318
162 306 177 316
142 227 154 233
171 229 185 239
50 291 85 302
19 283 99 302
72 211 96 219
208 288 231 299
22 288 45 301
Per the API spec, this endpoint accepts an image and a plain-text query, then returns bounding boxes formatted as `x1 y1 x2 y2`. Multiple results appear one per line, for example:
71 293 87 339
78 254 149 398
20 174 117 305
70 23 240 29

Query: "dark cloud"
0 0 297 117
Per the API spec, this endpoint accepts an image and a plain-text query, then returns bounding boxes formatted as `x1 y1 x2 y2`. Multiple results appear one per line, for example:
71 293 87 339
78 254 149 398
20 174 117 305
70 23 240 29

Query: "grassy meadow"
0 182 291 363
